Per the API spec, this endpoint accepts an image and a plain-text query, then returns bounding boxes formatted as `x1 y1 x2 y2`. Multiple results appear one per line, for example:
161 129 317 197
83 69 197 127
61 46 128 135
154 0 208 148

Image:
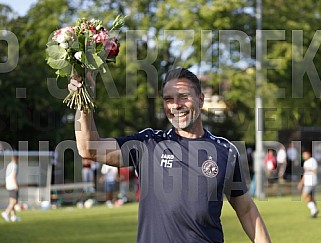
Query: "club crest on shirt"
202 156 219 178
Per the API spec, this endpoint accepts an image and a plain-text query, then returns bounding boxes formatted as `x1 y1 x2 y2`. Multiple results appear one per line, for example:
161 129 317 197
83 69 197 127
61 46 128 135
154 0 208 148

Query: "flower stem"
63 73 96 113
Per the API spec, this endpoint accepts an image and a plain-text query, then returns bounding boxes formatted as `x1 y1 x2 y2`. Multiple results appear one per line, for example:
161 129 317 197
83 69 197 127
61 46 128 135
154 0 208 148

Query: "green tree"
73 0 261 142
261 0 321 141
4 0 319 149
0 0 76 149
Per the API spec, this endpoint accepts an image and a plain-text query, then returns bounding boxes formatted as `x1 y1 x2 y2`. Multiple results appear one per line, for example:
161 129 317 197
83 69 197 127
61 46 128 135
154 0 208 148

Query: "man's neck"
175 124 204 139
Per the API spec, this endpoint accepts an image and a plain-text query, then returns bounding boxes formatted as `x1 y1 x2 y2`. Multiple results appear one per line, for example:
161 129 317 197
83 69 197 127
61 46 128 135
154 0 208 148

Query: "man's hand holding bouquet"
46 15 126 113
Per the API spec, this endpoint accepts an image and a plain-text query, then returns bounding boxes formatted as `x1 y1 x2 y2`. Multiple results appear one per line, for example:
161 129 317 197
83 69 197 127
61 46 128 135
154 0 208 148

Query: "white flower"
74 51 82 61
55 34 66 44
53 27 75 44
59 42 68 49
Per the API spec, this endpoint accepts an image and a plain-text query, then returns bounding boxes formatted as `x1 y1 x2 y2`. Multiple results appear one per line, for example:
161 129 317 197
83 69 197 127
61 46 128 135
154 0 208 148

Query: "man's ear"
199 93 205 108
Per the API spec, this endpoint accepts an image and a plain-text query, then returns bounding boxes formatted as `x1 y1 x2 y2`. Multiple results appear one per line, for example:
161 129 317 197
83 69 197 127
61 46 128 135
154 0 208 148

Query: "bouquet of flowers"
46 15 126 113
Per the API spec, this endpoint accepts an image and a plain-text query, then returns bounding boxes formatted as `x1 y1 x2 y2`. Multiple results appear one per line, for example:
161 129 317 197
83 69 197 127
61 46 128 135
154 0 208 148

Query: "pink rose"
93 30 109 43
52 27 75 44
103 37 120 58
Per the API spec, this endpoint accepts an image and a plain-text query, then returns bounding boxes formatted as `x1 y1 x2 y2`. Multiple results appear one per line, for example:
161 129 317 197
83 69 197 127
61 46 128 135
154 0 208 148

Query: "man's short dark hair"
163 67 201 95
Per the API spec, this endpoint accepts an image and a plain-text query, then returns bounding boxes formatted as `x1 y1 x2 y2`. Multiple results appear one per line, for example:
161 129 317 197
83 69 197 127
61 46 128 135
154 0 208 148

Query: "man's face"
162 78 204 130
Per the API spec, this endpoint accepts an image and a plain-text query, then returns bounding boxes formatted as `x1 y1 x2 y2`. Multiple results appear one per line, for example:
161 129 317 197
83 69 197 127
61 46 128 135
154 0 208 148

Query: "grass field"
0 195 320 242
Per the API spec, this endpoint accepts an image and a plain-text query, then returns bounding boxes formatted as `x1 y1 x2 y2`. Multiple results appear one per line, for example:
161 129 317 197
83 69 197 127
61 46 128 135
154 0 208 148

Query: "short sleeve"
115 133 147 170
223 149 248 198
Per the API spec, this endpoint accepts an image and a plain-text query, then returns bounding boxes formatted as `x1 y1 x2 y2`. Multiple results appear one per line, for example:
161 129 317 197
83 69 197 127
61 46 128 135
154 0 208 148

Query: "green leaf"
46 39 57 47
74 64 85 77
55 69 66 77
95 43 103 54
84 52 104 69
92 54 104 68
77 35 86 51
46 45 68 59
56 64 72 77
47 57 70 70
106 57 116 63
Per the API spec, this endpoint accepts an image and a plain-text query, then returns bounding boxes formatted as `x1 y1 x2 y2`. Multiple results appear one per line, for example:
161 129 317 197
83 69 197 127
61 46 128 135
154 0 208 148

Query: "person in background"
297 149 319 218
100 164 118 208
1 153 21 222
263 149 277 182
82 158 95 193
286 142 299 180
91 160 100 192
118 167 130 204
247 147 256 197
134 169 140 202
276 145 287 183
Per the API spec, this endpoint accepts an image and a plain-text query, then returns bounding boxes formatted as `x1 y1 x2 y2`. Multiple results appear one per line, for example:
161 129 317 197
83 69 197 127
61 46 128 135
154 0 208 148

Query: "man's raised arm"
70 75 121 167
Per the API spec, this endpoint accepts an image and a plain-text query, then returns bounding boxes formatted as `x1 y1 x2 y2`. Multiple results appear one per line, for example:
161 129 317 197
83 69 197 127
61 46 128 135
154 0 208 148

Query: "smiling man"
70 67 271 243
162 71 204 135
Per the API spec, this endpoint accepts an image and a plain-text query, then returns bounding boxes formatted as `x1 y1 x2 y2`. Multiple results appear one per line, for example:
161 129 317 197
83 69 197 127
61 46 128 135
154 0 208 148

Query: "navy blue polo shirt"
116 128 247 243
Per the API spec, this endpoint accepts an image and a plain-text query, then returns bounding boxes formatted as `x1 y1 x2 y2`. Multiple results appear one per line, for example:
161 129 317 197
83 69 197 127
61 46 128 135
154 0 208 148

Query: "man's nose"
170 98 183 109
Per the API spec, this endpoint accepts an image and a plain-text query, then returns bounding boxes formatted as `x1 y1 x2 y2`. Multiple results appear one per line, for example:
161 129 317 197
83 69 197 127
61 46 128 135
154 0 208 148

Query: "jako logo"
160 153 174 168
